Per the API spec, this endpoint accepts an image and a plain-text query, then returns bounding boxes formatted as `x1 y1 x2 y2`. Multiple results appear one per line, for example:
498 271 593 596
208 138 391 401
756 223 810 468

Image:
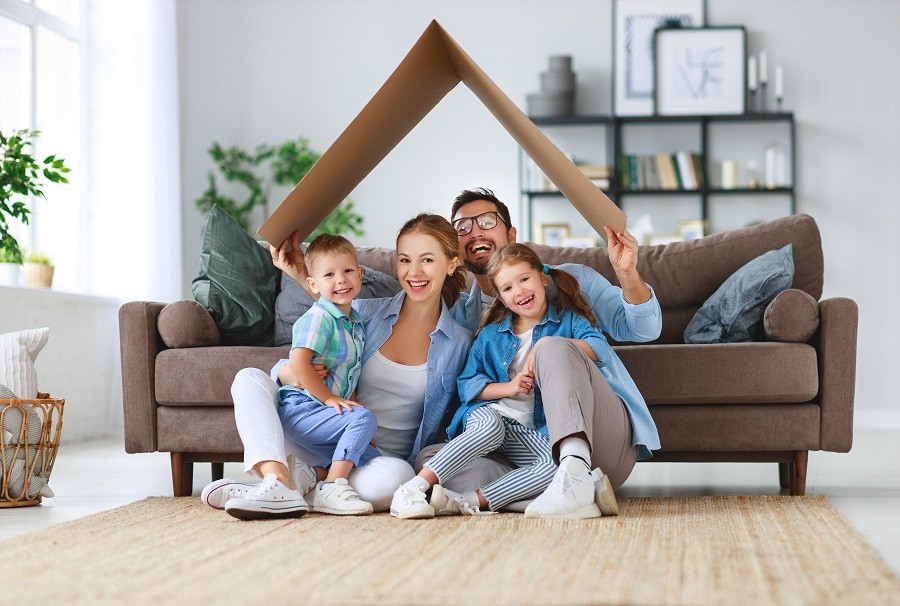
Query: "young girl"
390 243 612 519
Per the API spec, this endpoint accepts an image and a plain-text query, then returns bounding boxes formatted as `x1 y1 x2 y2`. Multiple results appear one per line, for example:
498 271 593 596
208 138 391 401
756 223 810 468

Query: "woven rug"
4 496 899 605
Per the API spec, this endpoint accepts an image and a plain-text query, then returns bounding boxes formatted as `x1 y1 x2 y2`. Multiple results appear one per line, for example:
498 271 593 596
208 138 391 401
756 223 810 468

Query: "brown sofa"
119 213 858 497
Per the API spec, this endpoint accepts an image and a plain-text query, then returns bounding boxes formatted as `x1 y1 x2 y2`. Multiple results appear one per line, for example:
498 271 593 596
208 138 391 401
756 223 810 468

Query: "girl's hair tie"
543 264 551 275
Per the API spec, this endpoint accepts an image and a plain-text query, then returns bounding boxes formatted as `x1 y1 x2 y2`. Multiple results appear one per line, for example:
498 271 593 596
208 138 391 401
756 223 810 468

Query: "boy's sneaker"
429 484 493 516
201 478 253 509
313 478 373 515
593 468 619 516
390 483 435 519
223 474 309 520
524 456 601 519
287 454 318 495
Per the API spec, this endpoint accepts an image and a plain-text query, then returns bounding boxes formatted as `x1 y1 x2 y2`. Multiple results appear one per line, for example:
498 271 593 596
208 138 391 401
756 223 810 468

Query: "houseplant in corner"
0 128 71 286
23 250 54 289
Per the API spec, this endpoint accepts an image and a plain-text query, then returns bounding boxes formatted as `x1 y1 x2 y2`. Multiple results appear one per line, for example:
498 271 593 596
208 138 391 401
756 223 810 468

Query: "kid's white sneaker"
524 456 601 519
593 468 620 516
201 478 253 509
313 478 373 515
224 474 309 520
390 483 435 519
287 454 318 495
429 485 493 516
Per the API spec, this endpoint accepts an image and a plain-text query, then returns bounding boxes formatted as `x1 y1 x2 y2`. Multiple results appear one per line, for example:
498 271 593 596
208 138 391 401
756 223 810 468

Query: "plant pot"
0 262 21 287
23 263 54 288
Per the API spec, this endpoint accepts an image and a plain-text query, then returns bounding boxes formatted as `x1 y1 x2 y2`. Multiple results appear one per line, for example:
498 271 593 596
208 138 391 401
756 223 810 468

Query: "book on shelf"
616 152 704 191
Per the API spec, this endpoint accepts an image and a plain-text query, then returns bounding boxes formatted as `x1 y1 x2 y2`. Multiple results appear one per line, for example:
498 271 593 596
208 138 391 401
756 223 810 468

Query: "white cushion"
0 328 50 398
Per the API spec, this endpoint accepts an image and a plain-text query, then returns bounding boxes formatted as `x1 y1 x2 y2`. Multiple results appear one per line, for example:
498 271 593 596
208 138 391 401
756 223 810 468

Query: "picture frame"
537 223 570 246
560 235 598 249
654 26 746 116
677 219 706 240
612 0 706 117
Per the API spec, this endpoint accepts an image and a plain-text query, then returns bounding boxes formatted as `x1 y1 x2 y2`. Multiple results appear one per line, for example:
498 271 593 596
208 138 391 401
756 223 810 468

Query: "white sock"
559 437 591 469
402 476 430 492
463 491 481 508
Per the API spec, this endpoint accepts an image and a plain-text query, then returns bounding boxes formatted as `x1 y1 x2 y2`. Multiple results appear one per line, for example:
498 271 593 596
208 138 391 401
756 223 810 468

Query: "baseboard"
854 410 900 429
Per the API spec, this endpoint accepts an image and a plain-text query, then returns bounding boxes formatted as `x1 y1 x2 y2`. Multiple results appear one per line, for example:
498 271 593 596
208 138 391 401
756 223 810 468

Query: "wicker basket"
23 263 54 289
0 394 64 507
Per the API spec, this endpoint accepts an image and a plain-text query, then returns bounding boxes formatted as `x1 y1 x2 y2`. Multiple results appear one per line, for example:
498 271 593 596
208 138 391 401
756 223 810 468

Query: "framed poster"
613 0 705 116
537 223 570 246
654 26 746 116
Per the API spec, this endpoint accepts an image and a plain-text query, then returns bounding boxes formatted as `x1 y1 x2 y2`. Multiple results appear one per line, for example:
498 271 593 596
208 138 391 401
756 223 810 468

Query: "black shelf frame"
520 112 796 241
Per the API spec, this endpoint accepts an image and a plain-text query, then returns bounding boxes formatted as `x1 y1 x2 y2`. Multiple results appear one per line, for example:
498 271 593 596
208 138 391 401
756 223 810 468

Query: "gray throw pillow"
684 243 794 344
273 266 402 347
191 205 280 346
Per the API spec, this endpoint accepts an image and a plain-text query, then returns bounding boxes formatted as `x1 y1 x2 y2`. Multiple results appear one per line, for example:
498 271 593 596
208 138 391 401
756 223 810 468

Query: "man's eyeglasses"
452 211 508 236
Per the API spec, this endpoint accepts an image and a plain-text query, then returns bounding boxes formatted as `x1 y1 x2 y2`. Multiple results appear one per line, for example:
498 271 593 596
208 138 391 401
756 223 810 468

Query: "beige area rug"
3 496 899 605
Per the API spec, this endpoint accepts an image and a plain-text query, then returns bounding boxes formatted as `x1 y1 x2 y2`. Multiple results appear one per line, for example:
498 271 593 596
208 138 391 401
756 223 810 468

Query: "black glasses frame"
452 211 508 236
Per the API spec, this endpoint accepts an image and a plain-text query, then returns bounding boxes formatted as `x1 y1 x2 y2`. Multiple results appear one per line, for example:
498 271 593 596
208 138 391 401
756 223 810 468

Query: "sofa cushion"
157 300 221 348
616 342 818 405
273 265 402 347
684 244 794 344
191 205 280 346
764 289 820 343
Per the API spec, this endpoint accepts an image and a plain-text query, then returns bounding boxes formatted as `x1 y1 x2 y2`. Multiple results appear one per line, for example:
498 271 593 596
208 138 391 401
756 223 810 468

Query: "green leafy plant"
0 128 71 263
195 136 364 241
24 250 52 265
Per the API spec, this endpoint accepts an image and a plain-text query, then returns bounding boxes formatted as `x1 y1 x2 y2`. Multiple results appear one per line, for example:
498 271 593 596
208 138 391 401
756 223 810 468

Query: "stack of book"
617 152 704 191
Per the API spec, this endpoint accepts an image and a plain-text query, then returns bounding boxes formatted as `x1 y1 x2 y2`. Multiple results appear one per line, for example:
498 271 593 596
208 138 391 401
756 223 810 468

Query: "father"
417 187 662 518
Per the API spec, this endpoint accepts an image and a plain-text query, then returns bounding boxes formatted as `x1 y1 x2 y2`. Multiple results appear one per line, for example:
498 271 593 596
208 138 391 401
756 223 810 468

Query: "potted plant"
195 136 364 240
0 128 70 285
23 250 54 289
0 245 21 286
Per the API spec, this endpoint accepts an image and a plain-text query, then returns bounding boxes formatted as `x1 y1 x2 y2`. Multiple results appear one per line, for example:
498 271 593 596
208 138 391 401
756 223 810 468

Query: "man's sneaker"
429 484 493 516
593 468 619 516
313 478 373 515
287 454 318 495
524 456 601 519
223 474 309 520
390 483 435 519
201 478 253 509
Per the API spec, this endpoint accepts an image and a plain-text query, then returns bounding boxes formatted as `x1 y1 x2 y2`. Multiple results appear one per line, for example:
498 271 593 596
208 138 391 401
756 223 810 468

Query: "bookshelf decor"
654 26 747 116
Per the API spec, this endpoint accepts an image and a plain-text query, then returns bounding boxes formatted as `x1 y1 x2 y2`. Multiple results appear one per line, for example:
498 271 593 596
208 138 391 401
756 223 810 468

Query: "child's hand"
507 369 535 397
324 396 362 414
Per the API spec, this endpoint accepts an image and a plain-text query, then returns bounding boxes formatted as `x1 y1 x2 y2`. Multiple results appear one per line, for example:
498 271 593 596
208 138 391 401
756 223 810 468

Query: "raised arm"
271 229 318 300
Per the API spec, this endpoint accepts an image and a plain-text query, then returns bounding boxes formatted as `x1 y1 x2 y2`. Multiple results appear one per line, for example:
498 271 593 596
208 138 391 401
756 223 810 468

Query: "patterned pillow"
0 328 50 398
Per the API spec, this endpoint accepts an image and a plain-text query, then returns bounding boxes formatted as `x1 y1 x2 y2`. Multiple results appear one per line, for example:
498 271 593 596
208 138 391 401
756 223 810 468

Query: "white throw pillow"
0 328 50 398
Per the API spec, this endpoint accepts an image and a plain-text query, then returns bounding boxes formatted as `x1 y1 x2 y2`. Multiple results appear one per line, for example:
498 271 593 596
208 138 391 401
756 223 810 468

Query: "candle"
721 160 738 189
759 51 768 84
748 55 757 91
775 64 783 98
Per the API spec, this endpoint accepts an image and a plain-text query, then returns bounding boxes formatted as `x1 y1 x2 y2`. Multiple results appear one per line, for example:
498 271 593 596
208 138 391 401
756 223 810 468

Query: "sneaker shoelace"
400 485 428 506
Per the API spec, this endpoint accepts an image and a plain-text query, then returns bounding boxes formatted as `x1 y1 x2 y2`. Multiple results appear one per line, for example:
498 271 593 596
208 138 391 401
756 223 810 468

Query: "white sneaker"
524 457 601 519
201 478 253 509
593 469 619 516
287 454 318 495
390 483 435 519
313 478 373 515
429 484 493 516
224 474 309 520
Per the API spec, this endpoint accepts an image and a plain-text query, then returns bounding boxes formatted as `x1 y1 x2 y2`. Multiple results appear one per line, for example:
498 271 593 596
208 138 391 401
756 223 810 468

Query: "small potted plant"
23 250 54 288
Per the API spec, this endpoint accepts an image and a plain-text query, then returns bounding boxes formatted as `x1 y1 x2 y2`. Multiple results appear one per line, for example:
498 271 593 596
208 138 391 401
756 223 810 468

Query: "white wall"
176 0 900 422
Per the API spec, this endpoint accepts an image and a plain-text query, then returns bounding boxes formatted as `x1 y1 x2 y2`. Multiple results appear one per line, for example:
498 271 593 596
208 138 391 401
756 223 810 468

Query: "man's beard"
465 258 488 275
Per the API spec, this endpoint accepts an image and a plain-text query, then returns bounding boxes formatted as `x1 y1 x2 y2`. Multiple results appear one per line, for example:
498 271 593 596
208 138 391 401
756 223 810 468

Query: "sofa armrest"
816 297 859 452
119 301 167 453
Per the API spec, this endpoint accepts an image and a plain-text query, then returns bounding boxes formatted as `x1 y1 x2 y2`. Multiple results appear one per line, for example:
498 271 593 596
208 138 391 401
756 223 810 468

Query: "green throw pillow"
191 205 280 346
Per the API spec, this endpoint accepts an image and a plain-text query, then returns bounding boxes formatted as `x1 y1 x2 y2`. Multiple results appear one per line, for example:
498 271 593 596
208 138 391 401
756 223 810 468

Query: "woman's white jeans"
231 368 415 511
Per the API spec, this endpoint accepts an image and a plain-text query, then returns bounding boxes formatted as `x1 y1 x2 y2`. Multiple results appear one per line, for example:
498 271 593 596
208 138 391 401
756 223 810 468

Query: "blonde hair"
396 213 467 308
478 243 597 334
305 233 358 274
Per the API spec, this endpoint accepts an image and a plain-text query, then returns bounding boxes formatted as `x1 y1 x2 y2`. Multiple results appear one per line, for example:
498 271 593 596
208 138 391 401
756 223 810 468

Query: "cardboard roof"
258 19 625 246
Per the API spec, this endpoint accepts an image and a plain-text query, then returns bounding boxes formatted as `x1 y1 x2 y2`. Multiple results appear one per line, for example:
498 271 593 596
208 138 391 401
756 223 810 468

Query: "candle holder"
749 89 757 113
760 82 768 113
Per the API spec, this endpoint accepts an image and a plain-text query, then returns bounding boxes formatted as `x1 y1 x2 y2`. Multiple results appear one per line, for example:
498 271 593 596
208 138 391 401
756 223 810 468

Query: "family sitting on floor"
201 188 661 520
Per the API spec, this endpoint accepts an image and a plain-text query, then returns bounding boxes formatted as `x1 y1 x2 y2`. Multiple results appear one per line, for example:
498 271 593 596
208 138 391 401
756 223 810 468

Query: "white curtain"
85 0 181 302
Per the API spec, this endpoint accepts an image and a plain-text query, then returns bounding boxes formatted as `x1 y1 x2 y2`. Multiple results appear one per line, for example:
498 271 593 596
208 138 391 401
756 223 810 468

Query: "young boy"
224 234 377 518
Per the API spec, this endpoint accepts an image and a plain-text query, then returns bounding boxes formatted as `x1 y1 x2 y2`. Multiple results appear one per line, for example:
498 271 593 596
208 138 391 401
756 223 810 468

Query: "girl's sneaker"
201 478 253 509
223 474 309 520
390 483 434 519
429 485 493 516
313 478 373 515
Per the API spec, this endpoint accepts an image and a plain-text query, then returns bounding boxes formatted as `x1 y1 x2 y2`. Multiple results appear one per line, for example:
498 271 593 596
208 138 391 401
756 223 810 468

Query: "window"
1 0 82 291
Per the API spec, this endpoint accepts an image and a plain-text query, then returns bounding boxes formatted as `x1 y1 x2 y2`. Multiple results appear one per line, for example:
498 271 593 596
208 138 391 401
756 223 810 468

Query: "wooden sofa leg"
778 462 790 489
789 451 808 496
211 462 224 482
170 452 194 497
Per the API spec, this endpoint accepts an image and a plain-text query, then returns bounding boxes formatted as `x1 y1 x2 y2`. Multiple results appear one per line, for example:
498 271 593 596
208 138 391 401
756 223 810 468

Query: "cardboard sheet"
258 20 625 246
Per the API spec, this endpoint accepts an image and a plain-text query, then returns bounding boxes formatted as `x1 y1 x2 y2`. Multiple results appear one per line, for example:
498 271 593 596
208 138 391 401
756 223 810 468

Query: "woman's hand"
270 229 310 286
324 396 363 415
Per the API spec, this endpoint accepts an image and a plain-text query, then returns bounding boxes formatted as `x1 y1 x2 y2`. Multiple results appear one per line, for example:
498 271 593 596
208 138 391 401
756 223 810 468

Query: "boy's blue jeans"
277 392 380 470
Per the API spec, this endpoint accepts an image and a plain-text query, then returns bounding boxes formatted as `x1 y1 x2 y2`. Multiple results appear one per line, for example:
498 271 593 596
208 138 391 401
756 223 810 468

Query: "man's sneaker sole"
224 500 309 520
390 504 435 519
593 470 619 516
523 502 601 519
202 478 250 509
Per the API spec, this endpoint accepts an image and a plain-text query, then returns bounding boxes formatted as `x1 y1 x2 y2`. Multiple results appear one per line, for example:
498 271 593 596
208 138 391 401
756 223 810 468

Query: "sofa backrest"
354 213 824 345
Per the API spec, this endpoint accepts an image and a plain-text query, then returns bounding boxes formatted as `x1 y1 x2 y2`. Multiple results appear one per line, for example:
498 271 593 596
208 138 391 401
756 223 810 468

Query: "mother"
202 213 471 516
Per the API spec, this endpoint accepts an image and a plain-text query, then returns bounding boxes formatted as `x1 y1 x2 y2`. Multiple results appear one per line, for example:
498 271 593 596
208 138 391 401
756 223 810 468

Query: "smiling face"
493 260 549 324
306 251 363 313
453 199 517 275
396 232 459 305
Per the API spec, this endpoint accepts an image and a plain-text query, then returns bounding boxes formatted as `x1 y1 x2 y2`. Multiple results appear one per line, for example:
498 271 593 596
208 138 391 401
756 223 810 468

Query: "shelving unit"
519 112 796 242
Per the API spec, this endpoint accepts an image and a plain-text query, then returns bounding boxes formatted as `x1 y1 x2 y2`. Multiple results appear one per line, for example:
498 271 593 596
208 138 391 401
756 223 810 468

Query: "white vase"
0 262 21 287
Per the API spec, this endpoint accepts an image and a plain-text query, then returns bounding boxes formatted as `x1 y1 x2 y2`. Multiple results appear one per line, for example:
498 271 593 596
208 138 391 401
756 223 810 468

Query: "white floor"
2 428 899 577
